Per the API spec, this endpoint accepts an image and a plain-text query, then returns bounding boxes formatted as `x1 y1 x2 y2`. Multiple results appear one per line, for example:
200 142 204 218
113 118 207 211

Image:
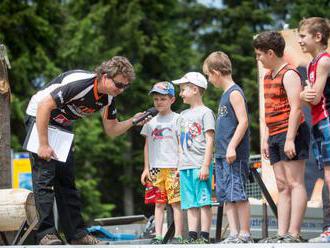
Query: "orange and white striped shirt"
264 64 304 136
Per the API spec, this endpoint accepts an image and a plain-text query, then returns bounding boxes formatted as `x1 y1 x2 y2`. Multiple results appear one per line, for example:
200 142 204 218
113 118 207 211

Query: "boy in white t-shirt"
140 82 183 244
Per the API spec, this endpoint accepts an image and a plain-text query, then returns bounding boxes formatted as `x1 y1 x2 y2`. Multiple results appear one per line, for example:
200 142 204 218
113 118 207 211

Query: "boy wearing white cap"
172 72 215 244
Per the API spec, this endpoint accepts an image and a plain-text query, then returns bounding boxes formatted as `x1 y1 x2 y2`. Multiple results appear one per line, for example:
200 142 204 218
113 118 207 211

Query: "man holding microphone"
25 56 145 245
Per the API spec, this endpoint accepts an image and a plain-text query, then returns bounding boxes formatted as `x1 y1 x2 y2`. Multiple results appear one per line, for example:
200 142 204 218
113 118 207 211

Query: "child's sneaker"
309 231 330 243
193 237 209 244
182 237 196 244
220 235 242 244
279 234 305 243
150 237 162 244
258 234 284 243
169 237 184 244
239 235 254 243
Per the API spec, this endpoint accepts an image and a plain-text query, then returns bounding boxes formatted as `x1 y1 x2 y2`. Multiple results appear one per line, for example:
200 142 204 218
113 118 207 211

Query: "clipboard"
23 122 74 163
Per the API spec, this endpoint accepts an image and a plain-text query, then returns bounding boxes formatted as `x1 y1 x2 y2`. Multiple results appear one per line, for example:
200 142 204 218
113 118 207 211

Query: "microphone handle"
132 112 152 125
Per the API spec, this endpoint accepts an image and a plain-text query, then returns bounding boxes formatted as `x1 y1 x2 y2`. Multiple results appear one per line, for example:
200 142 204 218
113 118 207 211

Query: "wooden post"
0 44 11 189
261 202 268 239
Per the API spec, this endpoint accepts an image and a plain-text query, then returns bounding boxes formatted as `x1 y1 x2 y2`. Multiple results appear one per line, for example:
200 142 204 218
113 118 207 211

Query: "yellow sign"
12 157 32 190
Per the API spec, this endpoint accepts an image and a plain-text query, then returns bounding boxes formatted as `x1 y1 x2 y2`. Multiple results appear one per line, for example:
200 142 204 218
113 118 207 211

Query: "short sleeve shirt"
179 106 215 170
26 70 116 127
141 111 180 169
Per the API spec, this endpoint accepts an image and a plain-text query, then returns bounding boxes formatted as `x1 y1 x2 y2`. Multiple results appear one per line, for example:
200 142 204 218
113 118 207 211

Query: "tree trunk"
0 50 11 189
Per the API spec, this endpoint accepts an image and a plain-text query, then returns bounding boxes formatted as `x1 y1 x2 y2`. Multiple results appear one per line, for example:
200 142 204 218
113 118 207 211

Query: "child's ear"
192 85 199 94
314 32 322 42
171 96 176 104
211 69 220 76
267 49 273 56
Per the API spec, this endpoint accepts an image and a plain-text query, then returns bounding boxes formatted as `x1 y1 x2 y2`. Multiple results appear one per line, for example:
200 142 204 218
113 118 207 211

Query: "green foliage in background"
1 0 329 220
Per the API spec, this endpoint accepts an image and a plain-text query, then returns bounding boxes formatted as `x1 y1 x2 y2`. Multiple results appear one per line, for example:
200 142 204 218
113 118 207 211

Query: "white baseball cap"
171 72 208 89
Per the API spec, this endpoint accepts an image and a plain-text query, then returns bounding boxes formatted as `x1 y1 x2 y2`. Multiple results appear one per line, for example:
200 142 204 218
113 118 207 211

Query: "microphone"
132 107 159 126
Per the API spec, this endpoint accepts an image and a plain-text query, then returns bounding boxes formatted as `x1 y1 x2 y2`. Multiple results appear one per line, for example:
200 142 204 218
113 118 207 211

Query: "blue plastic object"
87 226 137 241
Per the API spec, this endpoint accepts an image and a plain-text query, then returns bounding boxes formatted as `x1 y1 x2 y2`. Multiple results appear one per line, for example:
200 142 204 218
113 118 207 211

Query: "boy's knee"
277 182 290 193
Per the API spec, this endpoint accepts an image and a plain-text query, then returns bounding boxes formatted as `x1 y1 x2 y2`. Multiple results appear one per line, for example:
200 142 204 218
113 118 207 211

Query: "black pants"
25 116 87 242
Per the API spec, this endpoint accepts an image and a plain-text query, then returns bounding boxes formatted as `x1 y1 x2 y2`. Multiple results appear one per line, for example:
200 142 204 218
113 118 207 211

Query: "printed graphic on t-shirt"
68 104 97 116
151 127 173 140
218 105 228 117
180 121 202 149
56 90 65 105
53 114 72 126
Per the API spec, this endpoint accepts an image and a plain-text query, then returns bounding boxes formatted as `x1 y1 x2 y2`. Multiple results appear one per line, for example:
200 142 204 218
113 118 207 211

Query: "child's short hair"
188 83 205 96
203 51 232 76
253 31 285 57
298 17 330 47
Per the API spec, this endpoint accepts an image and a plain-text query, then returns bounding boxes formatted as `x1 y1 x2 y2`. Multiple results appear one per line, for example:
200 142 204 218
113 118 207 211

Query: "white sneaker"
239 235 254 243
220 235 243 244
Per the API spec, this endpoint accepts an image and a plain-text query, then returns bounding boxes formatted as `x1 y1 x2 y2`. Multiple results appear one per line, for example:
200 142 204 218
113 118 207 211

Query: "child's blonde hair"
298 17 330 47
203 51 232 76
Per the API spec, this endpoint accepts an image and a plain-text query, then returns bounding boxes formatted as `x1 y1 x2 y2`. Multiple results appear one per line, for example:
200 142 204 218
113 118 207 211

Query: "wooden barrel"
0 189 38 231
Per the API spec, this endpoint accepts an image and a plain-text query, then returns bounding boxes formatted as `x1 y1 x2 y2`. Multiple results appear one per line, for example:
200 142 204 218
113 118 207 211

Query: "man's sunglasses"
112 79 130 90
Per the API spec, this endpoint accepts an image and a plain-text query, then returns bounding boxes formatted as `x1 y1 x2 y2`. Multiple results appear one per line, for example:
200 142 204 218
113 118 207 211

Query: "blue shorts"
312 118 330 170
179 167 212 210
215 158 249 203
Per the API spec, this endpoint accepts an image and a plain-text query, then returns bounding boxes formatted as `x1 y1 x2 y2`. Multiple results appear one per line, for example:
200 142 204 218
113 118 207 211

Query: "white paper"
25 123 74 163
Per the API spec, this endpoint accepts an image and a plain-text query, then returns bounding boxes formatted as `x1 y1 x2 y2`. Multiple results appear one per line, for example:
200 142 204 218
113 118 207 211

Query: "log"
0 189 38 231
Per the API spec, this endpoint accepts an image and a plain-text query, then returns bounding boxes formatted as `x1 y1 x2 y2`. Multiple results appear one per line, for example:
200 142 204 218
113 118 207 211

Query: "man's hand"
199 165 209 181
284 139 296 159
38 144 57 161
261 139 269 159
132 112 153 126
140 168 151 185
226 145 236 165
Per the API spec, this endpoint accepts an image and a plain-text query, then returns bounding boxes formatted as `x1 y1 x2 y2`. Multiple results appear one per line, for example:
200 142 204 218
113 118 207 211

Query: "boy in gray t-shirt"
140 82 183 244
172 72 215 244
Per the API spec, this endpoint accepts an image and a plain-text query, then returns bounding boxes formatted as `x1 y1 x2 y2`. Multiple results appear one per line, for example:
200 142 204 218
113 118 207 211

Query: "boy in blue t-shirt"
203 51 253 243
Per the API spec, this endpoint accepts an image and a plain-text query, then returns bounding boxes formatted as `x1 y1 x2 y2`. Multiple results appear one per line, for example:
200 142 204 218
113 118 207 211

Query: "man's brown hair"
95 56 135 82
